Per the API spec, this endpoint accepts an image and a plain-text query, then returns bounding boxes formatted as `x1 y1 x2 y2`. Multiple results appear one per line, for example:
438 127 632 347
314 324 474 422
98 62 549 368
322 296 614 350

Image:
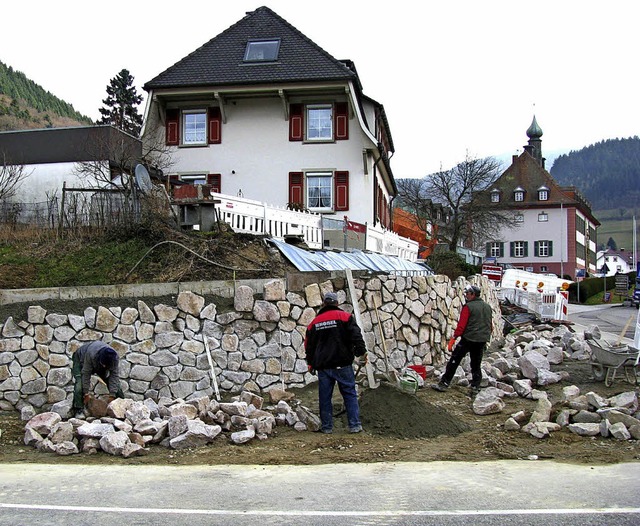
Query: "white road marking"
1 503 639 516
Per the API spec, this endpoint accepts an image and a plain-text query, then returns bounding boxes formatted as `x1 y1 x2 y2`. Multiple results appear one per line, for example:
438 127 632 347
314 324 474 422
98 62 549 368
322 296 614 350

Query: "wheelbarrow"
587 338 639 387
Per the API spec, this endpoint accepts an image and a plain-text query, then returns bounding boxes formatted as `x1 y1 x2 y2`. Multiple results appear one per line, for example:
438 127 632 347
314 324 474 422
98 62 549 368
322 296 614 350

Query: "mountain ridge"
0 59 91 131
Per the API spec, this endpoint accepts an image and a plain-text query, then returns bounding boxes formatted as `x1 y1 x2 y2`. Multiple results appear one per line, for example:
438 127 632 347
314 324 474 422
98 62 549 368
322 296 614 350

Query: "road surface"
0 461 639 526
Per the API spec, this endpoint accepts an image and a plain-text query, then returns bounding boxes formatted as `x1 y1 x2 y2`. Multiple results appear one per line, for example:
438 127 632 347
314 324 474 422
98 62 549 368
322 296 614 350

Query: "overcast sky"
2 0 638 177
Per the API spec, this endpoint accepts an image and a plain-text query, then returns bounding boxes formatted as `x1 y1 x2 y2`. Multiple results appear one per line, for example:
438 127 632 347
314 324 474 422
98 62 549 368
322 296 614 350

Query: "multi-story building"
480 117 599 279
140 6 396 242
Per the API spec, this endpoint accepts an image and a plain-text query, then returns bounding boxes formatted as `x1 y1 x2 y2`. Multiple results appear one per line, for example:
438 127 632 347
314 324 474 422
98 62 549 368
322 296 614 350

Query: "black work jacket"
304 305 366 370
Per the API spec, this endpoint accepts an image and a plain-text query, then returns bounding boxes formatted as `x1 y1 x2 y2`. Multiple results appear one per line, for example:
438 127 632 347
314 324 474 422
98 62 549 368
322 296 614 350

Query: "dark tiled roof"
144 6 358 91
489 153 573 206
478 152 600 224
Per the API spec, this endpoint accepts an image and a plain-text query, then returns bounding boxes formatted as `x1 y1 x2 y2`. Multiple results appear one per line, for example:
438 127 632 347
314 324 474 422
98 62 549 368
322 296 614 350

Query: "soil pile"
360 383 470 438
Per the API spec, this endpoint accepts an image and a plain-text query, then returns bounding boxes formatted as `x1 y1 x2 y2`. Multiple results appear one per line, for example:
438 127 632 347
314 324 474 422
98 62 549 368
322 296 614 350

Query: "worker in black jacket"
305 292 367 434
72 340 123 418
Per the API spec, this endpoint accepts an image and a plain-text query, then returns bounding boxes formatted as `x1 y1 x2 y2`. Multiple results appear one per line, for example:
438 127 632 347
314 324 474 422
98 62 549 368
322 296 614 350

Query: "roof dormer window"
538 186 549 201
244 39 280 62
514 186 525 202
490 189 500 203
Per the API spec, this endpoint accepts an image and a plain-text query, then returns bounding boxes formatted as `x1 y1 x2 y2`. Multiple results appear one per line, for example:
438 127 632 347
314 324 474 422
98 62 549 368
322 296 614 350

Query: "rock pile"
432 322 640 441
22 390 321 457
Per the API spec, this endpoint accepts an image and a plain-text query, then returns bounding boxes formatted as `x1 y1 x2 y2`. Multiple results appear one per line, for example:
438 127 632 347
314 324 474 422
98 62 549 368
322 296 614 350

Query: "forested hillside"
0 60 92 130
549 137 640 209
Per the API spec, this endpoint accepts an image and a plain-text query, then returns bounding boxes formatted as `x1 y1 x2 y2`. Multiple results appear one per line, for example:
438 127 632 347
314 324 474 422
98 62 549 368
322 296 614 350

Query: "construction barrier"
498 288 568 321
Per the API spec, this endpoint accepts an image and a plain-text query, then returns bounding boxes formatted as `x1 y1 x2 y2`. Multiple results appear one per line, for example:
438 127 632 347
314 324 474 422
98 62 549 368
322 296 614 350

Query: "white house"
596 248 634 276
140 6 396 248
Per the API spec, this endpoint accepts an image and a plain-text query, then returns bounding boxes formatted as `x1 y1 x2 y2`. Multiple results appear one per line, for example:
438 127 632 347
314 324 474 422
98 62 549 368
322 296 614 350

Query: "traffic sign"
481 264 503 282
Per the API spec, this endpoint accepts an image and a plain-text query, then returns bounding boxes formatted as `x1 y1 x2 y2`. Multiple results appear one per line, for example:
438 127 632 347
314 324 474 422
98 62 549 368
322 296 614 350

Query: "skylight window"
244 40 280 62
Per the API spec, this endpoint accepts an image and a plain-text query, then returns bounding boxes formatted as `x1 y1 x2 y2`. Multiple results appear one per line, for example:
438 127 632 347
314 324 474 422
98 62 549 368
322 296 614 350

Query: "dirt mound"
360 383 471 438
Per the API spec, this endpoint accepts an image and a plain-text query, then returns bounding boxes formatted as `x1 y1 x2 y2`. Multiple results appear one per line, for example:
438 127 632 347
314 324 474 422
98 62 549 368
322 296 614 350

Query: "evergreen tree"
97 69 143 137
606 237 617 251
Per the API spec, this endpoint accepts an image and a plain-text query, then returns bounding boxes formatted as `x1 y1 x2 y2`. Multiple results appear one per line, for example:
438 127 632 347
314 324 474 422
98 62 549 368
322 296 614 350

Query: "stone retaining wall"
0 273 502 411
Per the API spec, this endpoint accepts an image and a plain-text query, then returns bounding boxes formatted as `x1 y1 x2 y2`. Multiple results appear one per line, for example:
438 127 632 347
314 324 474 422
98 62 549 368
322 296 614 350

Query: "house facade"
140 6 396 243
480 117 600 279
596 248 634 276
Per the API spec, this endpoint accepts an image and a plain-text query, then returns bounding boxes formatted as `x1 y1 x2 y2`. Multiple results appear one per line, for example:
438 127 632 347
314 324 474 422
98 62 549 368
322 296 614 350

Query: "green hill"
549 137 640 252
0 60 92 130
549 137 640 210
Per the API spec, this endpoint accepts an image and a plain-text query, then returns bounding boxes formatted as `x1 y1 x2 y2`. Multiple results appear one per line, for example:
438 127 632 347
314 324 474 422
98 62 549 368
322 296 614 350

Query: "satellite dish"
135 164 153 194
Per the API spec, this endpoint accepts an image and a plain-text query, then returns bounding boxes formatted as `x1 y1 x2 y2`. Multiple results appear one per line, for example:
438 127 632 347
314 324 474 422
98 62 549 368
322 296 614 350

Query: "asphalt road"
0 462 639 526
568 303 639 344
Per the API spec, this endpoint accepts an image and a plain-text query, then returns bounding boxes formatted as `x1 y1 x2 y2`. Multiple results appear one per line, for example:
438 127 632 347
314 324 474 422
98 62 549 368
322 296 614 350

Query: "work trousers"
71 352 124 410
317 366 361 432
440 337 486 388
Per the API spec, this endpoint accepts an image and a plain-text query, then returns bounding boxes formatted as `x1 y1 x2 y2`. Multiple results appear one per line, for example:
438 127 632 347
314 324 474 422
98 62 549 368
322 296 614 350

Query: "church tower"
524 115 544 168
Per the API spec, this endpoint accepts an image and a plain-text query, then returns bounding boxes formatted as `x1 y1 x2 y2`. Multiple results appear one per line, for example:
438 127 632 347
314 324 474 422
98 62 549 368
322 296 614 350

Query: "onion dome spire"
527 115 543 139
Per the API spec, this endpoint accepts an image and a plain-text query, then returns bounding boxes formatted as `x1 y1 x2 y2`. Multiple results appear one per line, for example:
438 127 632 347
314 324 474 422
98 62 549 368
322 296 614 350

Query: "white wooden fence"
209 192 419 260
365 223 419 261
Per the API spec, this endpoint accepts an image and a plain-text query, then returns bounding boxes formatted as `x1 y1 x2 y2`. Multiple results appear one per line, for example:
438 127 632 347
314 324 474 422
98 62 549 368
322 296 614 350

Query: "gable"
144 6 357 90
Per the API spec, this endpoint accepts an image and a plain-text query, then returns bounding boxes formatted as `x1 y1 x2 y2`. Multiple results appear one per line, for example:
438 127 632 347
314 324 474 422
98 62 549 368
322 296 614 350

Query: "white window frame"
538 240 550 257
538 189 548 201
182 110 207 145
515 213 524 223
540 265 548 272
491 191 500 203
514 191 524 202
490 242 501 258
306 171 333 211
306 104 333 141
514 241 525 258
538 212 548 222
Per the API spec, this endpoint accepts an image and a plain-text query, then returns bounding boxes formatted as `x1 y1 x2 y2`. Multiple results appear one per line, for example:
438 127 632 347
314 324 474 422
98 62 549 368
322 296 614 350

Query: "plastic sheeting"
268 238 433 275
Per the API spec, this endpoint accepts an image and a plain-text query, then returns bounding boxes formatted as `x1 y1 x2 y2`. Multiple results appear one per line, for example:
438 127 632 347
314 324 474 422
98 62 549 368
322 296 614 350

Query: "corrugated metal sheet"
268 239 433 275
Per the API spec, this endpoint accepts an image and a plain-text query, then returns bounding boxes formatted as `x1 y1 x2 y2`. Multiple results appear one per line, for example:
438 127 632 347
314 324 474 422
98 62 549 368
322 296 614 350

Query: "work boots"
432 382 449 392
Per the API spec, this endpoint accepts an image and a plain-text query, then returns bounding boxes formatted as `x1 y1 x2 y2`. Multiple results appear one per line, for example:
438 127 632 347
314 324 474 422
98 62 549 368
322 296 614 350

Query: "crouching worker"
72 340 124 418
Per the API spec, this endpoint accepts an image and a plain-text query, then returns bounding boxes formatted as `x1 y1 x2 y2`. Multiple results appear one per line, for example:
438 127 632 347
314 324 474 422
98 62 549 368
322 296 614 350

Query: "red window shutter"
289 172 304 206
207 174 221 193
334 171 349 211
289 104 304 141
208 107 222 144
334 102 349 140
166 109 179 145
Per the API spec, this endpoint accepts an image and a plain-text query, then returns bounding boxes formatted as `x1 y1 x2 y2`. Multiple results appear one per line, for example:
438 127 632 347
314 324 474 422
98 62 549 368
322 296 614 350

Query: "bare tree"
141 131 175 179
397 153 515 252
0 153 31 201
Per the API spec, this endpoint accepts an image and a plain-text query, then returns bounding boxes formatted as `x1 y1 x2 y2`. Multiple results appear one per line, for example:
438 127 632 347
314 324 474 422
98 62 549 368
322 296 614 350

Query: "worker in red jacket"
433 285 493 395
305 292 367 434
